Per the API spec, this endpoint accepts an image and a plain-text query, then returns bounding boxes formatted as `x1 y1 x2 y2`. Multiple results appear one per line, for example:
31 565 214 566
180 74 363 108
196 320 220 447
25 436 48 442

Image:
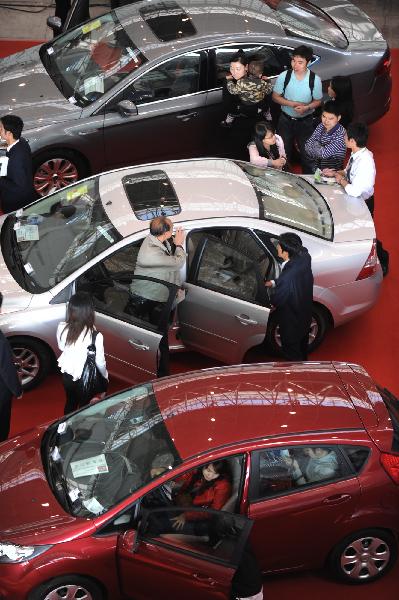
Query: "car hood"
0 45 81 127
303 177 375 243
0 427 92 546
314 0 386 46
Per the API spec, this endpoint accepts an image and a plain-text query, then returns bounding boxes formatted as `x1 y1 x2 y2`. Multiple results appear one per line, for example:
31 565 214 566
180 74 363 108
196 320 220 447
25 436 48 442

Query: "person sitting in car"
142 452 176 509
282 447 338 485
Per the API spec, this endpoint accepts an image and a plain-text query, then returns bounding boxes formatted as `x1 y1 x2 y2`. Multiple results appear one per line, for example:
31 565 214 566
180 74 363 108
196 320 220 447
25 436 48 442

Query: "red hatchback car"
1 362 399 600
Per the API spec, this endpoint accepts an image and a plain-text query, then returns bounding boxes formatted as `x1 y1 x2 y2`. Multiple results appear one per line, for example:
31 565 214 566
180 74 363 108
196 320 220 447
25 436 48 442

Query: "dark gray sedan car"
0 0 391 196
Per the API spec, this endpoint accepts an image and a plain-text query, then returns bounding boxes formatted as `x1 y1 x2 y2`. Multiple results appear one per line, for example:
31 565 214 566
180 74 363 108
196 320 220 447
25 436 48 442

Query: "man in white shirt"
325 122 376 215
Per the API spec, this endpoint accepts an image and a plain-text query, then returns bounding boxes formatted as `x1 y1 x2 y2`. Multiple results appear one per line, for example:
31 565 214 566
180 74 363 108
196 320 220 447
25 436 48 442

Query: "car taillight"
375 48 391 77
380 453 399 484
356 239 378 280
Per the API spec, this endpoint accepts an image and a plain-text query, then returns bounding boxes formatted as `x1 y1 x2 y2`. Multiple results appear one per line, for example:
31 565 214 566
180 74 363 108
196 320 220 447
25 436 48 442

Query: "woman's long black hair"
62 291 95 346
189 461 230 496
330 76 354 127
253 121 280 160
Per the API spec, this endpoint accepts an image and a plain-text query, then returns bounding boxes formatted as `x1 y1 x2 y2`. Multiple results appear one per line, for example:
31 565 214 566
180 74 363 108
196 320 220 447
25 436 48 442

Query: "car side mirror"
47 16 62 33
118 529 139 554
117 100 138 117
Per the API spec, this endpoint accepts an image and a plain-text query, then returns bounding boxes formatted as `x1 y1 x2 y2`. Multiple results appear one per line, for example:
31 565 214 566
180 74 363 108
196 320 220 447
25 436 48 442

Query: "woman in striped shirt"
304 100 346 173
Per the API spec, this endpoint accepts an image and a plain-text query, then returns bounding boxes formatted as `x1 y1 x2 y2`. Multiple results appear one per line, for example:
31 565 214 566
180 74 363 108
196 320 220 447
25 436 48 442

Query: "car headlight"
0 542 51 563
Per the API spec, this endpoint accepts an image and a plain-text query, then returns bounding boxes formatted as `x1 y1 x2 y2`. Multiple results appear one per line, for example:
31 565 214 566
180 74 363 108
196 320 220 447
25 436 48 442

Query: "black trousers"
366 195 374 217
277 112 315 173
62 372 90 415
0 388 12 442
280 332 309 362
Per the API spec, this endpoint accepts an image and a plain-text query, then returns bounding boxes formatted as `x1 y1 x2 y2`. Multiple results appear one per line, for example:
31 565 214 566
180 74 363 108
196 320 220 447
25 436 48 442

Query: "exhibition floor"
0 40 398 600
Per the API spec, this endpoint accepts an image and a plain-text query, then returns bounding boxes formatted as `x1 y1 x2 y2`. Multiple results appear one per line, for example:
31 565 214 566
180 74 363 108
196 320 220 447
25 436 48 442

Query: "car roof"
152 361 369 460
117 0 285 62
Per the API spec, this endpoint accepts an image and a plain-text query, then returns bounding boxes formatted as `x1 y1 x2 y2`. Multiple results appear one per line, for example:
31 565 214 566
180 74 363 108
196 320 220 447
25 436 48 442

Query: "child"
221 51 273 127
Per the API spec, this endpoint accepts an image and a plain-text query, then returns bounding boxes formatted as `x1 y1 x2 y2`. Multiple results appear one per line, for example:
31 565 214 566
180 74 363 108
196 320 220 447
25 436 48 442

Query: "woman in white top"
57 291 108 414
248 121 287 170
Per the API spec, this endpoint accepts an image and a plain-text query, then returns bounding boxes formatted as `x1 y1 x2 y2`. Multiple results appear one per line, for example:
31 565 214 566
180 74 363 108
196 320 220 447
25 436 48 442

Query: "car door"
247 443 362 572
75 242 177 382
178 228 273 364
117 507 252 600
102 50 208 168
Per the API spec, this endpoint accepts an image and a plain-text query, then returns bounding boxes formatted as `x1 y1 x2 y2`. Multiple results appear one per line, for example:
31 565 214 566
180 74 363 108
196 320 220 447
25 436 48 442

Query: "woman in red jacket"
171 461 232 532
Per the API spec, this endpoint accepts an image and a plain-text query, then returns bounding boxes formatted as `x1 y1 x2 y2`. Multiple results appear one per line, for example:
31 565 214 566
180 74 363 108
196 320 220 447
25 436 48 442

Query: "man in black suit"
0 115 35 213
265 232 313 361
0 292 23 442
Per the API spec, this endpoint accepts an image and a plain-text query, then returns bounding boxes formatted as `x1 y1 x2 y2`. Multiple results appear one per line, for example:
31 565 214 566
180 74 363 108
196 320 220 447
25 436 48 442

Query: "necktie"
346 156 354 183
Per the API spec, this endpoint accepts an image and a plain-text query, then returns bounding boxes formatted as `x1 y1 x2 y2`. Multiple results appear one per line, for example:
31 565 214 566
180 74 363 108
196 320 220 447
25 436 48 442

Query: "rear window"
343 445 370 473
378 387 399 452
235 161 333 241
263 0 348 49
122 170 181 221
139 1 196 42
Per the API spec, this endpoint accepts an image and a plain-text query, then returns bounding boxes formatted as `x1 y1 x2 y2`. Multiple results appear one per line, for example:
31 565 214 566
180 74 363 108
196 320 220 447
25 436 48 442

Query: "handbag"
79 331 108 402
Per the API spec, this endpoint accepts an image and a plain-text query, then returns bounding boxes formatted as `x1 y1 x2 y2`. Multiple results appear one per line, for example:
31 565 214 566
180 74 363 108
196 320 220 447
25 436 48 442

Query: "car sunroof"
122 170 181 220
139 0 196 42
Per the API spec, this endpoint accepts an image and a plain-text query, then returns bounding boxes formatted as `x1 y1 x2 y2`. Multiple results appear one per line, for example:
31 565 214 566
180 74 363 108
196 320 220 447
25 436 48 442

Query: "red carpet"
1 40 398 599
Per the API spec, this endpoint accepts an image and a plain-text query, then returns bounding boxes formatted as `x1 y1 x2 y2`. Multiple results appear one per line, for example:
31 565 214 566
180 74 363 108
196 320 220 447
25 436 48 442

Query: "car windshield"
43 384 181 517
235 161 333 241
263 0 348 49
1 178 122 293
40 12 147 108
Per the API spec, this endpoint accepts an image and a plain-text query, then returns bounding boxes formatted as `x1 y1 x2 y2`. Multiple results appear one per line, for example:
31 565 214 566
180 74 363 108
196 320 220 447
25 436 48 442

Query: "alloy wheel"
44 584 94 600
340 535 391 580
34 158 79 196
274 315 318 347
12 346 40 387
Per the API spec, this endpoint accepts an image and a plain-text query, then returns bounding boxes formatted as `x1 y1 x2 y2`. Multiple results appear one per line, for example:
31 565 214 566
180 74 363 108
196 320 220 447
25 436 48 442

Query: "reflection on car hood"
0 45 81 127
313 0 385 44
0 426 90 545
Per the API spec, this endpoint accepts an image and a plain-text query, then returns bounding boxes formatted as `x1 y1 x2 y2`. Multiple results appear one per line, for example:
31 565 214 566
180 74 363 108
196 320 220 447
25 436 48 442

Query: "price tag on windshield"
70 454 109 478
66 184 88 201
82 19 101 34
16 224 39 242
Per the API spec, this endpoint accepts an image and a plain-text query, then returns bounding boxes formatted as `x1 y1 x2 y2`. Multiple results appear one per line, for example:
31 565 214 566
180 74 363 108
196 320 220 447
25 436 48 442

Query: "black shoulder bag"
79 331 108 403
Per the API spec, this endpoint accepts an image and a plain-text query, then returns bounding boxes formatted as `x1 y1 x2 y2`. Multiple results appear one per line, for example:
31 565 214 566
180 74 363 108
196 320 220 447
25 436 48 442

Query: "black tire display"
265 303 329 355
32 150 89 197
29 575 104 600
328 528 397 584
10 337 53 390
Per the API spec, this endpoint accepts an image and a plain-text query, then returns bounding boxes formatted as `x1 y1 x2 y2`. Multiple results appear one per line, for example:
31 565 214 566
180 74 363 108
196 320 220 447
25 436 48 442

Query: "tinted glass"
140 1 196 42
235 161 333 241
44 384 181 517
2 178 122 293
122 170 181 220
253 445 347 500
214 45 284 85
41 12 147 107
343 446 370 473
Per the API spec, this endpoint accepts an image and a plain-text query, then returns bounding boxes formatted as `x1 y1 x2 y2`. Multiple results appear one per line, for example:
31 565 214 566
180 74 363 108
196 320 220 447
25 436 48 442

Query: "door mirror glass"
47 16 62 33
117 99 138 117
139 507 253 567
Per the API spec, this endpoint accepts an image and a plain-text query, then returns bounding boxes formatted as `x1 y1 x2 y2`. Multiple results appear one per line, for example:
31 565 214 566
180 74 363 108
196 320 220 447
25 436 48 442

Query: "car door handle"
192 573 216 585
322 494 352 505
235 314 258 326
176 111 199 121
128 339 150 351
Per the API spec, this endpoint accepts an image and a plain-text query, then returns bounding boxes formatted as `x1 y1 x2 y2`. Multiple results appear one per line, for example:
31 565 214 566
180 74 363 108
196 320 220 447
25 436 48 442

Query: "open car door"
117 507 253 600
178 235 271 363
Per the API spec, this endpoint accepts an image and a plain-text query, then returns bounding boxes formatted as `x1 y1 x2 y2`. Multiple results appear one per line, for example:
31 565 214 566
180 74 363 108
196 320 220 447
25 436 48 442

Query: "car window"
140 507 251 567
342 446 370 473
251 445 350 501
190 235 265 303
213 44 286 86
127 51 202 105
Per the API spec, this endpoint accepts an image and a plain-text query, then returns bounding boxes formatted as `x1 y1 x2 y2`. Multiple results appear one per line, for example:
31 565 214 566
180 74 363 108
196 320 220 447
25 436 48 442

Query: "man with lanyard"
272 45 322 173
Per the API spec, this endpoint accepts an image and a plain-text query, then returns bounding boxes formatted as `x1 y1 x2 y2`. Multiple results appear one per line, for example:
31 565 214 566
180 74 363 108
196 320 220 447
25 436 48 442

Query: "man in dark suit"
265 232 313 361
0 292 23 442
0 115 35 214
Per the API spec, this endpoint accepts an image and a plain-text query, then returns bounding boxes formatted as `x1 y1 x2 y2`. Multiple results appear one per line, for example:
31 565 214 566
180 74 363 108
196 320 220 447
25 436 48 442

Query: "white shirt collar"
281 259 289 269
350 147 367 160
7 139 19 151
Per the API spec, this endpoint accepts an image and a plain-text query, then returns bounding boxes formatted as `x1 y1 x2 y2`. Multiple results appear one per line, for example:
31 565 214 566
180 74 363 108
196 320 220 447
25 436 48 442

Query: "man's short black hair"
292 45 313 64
279 232 303 258
346 122 368 148
0 115 24 140
322 100 342 118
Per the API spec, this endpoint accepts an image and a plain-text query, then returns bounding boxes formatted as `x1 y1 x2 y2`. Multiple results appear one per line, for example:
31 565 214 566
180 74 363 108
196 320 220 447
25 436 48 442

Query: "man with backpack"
272 45 322 173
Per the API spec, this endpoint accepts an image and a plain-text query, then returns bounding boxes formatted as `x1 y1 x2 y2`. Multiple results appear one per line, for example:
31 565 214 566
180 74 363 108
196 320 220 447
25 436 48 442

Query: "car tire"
29 575 104 600
328 528 397 584
32 150 89 197
265 303 329 356
10 337 53 391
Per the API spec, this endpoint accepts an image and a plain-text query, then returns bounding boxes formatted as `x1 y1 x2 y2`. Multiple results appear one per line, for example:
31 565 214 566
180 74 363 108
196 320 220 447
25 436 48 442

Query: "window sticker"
83 75 105 96
69 487 80 502
82 497 106 515
82 19 102 35
70 454 109 478
68 96 77 104
66 184 88 201
57 422 67 434
47 47 54 55
24 262 34 274
16 224 39 242
51 446 61 462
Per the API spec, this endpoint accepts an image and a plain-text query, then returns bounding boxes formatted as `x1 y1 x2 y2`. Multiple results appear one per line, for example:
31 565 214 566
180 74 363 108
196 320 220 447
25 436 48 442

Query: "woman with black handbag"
57 292 108 414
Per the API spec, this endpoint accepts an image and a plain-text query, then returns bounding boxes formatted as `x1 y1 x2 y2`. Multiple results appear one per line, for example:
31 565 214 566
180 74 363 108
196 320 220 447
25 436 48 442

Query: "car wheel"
29 575 104 600
265 303 329 356
328 528 397 584
33 150 88 197
10 337 53 390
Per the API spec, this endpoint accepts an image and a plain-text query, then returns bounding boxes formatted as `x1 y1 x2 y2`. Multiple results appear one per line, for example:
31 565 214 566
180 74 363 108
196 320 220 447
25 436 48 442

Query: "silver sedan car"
0 158 382 389
0 0 392 196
